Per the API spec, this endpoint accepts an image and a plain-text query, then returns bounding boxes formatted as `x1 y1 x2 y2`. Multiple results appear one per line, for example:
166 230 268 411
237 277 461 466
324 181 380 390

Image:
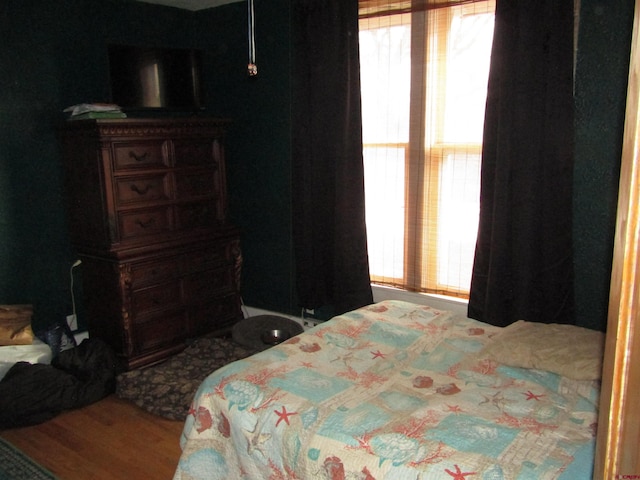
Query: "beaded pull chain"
248 0 257 76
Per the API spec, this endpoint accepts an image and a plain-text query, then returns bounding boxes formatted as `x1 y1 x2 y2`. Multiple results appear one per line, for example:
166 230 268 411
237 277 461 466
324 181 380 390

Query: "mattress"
0 338 52 381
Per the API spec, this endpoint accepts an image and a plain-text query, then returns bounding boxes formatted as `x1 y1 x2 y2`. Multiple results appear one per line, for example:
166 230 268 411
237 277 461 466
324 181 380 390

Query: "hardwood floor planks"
0 395 185 480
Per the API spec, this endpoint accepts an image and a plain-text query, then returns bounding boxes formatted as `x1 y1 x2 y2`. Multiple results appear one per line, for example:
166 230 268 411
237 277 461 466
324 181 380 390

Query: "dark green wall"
194 1 295 317
0 0 294 332
0 0 632 333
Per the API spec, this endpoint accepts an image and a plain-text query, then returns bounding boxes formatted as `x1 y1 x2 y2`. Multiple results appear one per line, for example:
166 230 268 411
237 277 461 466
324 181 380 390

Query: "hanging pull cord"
248 0 257 76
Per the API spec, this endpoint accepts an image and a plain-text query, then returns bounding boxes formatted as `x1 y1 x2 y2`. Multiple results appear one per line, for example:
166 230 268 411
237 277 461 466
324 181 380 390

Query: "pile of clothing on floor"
0 337 118 428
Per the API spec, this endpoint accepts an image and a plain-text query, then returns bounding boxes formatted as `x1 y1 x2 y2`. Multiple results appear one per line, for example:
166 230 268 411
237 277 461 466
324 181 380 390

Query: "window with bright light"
359 0 495 298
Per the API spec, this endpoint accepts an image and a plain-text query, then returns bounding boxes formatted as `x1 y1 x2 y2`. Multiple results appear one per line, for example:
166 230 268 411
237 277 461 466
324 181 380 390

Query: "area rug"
0 437 58 480
116 334 258 421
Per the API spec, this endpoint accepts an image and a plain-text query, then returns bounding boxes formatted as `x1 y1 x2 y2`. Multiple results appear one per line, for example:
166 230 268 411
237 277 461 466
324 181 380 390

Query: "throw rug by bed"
0 437 58 480
116 335 258 421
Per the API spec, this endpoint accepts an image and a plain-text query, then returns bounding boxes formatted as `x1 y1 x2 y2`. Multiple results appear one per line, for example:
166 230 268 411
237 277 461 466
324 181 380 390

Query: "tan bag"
0 304 34 345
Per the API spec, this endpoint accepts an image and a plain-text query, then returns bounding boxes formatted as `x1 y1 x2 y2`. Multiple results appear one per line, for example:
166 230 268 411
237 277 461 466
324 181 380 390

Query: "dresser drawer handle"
135 218 156 229
130 183 153 195
129 151 149 162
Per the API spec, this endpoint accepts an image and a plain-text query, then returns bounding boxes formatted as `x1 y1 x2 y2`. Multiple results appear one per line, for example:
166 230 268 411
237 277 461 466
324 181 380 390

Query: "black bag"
0 338 118 428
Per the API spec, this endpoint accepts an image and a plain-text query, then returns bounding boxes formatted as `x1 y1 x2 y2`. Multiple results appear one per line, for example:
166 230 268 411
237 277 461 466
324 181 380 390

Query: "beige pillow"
0 305 35 346
482 320 605 380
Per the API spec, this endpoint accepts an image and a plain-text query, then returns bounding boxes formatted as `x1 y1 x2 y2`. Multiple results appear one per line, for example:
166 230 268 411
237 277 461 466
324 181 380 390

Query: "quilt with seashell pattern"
174 300 599 480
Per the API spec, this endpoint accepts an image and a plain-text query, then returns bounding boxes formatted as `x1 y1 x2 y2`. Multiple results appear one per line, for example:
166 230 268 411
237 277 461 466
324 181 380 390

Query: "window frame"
360 0 494 298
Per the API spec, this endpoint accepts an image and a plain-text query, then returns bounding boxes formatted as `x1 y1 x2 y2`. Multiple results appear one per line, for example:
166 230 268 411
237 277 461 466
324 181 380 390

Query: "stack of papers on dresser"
64 103 127 120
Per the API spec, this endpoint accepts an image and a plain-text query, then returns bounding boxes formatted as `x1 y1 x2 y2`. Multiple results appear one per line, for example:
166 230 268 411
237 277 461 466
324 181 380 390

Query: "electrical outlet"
303 318 320 329
66 314 78 331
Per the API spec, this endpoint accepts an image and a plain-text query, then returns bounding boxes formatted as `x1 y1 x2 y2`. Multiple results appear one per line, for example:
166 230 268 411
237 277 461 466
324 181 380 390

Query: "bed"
173 300 603 479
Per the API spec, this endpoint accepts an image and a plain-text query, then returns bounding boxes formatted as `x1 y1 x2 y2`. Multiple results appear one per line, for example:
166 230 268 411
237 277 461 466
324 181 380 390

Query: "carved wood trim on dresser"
60 118 242 369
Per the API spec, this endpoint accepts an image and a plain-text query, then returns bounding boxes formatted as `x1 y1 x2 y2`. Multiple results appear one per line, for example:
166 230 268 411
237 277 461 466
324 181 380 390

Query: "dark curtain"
468 0 575 326
291 0 374 315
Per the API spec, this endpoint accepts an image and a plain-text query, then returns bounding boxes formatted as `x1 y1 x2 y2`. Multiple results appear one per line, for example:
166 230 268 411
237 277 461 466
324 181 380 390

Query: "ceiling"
134 0 242 11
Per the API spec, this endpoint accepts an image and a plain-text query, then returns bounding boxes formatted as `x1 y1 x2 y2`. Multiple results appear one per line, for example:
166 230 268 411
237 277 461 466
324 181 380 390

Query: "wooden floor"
0 395 185 480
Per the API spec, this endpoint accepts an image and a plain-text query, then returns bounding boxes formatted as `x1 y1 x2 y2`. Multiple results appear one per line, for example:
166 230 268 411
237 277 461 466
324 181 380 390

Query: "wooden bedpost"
594 0 640 477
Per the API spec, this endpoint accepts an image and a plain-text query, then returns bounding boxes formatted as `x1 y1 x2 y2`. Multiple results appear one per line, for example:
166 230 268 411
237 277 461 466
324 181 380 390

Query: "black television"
108 44 204 111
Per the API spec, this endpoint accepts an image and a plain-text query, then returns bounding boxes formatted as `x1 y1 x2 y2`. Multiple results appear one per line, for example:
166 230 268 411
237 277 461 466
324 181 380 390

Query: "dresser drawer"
118 207 172 239
176 201 218 230
130 258 180 289
183 246 233 273
115 174 170 205
132 312 187 353
188 295 241 336
173 139 217 167
132 281 181 316
113 141 168 170
183 266 235 301
175 171 218 199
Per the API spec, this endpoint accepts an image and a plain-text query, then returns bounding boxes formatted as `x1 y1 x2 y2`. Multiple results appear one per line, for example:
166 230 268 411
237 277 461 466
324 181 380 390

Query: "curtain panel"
468 0 575 326
291 0 374 316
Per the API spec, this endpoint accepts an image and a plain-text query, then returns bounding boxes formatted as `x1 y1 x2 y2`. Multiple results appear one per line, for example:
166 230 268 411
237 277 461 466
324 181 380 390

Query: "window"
359 0 495 298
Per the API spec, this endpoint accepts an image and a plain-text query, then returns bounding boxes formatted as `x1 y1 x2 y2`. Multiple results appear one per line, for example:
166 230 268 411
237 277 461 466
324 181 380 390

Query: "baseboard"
241 305 309 328
242 286 469 330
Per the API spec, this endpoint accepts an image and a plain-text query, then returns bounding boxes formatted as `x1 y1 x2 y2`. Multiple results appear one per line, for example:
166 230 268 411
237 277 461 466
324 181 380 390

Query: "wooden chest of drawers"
60 118 242 369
